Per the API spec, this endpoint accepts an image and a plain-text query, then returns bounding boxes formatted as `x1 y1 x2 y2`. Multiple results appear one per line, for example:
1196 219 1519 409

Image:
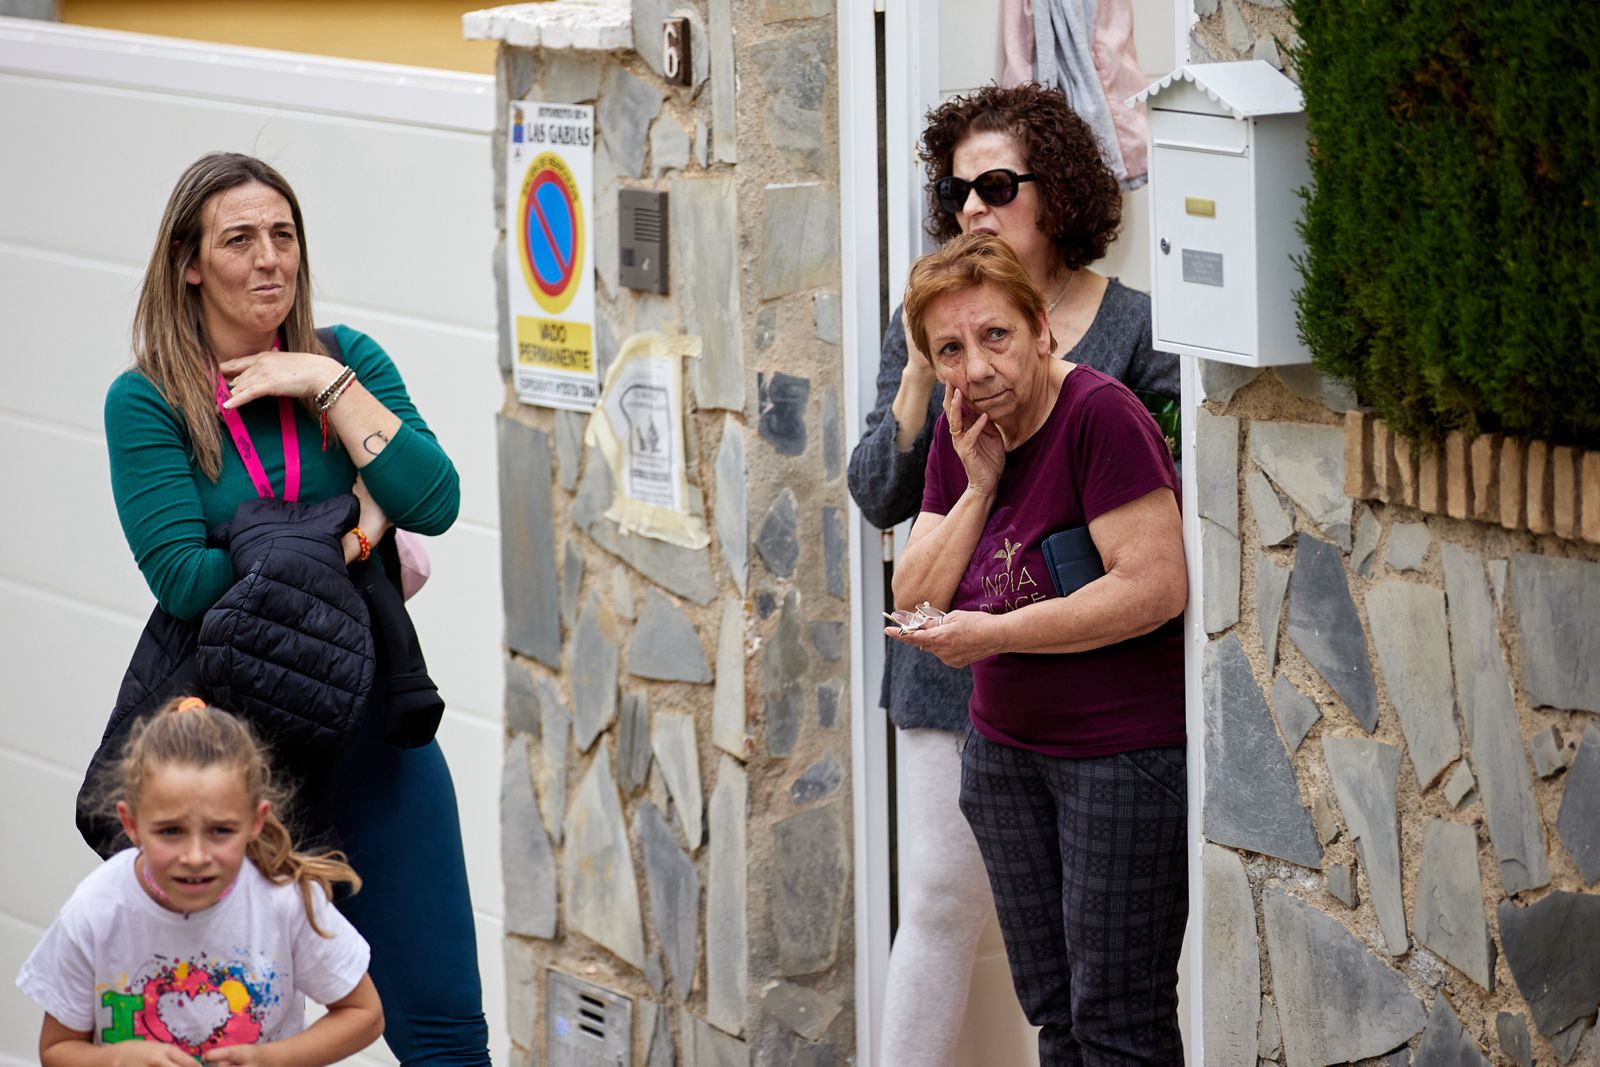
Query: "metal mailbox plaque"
547 969 633 1066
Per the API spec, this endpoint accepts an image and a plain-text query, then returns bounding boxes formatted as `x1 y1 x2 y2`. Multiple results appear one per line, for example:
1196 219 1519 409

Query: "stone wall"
1190 0 1294 73
479 2 852 1065
1190 12 1600 1066
1196 358 1600 1067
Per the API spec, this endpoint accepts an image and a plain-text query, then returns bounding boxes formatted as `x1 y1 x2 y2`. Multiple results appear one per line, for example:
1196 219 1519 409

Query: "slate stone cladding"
480 3 852 1063
1198 363 1600 1066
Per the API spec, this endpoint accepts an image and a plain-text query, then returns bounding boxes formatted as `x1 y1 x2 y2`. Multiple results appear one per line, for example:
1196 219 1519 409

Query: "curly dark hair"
919 83 1122 271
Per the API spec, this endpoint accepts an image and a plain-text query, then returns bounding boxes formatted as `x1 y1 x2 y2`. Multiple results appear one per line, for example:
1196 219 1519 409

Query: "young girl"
18 698 383 1065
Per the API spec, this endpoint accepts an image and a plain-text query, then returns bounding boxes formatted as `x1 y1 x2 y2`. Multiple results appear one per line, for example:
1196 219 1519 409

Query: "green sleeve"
104 371 235 621
333 325 461 535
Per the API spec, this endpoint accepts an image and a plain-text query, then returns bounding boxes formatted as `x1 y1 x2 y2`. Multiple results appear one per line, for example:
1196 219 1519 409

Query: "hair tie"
175 696 208 713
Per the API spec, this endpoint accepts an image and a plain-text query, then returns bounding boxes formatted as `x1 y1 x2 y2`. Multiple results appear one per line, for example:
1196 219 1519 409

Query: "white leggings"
878 727 996 1067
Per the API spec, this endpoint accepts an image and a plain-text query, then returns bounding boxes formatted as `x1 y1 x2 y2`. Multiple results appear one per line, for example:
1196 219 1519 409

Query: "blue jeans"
334 715 491 1065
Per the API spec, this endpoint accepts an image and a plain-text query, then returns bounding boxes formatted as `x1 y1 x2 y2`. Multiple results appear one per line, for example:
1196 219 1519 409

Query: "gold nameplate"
1185 196 1217 218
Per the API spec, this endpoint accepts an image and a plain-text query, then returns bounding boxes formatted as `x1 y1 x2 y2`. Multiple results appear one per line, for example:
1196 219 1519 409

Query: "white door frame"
845 2 1207 1062
842 1 942 1062
838 2 891 1064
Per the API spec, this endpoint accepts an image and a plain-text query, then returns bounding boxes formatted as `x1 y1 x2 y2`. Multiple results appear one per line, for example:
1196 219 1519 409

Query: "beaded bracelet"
350 525 372 563
320 370 356 411
316 366 355 409
318 369 358 450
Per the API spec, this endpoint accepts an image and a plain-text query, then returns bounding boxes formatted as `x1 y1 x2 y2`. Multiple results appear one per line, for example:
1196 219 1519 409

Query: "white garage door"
0 18 507 1066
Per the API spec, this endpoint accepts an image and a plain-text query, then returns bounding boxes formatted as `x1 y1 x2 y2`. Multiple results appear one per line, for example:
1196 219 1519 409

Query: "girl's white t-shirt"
15 848 369 1051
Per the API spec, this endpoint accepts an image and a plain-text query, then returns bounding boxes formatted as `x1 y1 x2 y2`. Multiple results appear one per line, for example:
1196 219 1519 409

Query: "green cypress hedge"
1291 0 1600 449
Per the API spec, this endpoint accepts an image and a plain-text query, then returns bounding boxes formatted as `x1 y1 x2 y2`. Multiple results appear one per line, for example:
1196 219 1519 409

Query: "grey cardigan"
846 280 1179 732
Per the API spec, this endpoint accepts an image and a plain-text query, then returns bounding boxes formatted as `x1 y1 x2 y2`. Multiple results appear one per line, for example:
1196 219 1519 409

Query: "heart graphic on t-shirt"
156 989 231 1045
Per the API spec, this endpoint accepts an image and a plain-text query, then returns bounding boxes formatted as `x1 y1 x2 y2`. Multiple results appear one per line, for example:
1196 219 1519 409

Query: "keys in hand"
882 602 947 635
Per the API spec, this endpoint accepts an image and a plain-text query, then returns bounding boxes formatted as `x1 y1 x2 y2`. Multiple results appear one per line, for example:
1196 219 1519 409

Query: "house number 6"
663 18 692 86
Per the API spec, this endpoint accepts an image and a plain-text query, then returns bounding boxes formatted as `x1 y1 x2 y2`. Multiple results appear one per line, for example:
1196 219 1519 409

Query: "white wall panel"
0 26 506 1064
437 710 506 924
0 419 151 613
0 913 50 1067
298 128 495 328
0 752 101 932
0 248 140 437
475 913 508 1064
0 75 492 328
0 583 140 772
409 525 504 724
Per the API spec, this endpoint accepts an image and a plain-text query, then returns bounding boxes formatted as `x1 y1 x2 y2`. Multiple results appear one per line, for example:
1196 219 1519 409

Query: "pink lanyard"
215 374 300 502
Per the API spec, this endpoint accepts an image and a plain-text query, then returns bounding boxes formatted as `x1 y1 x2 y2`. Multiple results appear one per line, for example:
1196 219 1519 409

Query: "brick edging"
1344 410 1600 543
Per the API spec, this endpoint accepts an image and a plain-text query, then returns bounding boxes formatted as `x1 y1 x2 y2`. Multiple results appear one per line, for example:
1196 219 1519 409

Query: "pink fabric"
1092 0 1148 186
1001 0 1035 88
395 530 432 601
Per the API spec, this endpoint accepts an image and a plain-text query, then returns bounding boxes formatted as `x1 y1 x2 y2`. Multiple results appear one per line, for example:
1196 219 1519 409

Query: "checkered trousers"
959 729 1188 1066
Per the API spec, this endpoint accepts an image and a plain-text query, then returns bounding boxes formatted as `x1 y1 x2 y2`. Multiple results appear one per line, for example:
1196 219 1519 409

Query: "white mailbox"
1131 61 1311 366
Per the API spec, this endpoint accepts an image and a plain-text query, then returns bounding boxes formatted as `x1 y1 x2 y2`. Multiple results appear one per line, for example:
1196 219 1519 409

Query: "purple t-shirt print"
963 506 1053 615
921 365 1186 758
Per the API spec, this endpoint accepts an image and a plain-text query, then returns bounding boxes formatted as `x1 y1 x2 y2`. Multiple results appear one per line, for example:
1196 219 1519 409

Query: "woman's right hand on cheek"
945 387 1005 495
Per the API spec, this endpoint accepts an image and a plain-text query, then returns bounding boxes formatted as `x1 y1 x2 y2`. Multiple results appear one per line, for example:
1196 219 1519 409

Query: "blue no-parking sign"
507 101 597 411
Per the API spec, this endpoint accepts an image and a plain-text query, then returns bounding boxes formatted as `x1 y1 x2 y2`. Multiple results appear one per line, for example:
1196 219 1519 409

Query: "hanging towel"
1033 0 1149 190
1001 0 1035 88
1092 0 1149 187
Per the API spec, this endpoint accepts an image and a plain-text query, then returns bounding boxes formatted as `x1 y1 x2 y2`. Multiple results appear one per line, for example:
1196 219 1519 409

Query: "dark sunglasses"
934 168 1036 214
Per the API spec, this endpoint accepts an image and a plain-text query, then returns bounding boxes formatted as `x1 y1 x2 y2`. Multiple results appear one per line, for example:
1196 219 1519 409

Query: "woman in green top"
104 153 489 1064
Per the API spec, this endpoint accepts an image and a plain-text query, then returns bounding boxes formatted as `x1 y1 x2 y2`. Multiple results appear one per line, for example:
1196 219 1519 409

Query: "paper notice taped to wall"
585 331 710 549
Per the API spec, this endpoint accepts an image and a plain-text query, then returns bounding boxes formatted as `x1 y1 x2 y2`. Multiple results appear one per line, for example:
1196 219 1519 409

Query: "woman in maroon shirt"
888 233 1188 1065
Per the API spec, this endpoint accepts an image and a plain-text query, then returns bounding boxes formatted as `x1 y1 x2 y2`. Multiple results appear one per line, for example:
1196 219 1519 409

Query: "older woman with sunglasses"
845 83 1177 1066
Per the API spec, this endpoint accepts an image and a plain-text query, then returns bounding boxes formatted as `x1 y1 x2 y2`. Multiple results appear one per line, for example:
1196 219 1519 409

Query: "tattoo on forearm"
363 430 390 456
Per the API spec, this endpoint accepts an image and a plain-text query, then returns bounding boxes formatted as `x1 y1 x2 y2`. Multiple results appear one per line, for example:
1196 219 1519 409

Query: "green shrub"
1292 0 1600 448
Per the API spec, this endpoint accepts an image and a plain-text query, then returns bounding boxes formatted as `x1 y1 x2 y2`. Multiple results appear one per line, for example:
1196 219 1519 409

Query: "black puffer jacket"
199 495 375 754
76 496 441 858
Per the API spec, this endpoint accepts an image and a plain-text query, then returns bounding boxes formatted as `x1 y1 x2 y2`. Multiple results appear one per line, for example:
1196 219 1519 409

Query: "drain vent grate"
547 968 633 1066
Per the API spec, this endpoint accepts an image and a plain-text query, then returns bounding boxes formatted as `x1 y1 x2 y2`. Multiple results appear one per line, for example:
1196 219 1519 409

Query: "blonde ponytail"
247 813 361 938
